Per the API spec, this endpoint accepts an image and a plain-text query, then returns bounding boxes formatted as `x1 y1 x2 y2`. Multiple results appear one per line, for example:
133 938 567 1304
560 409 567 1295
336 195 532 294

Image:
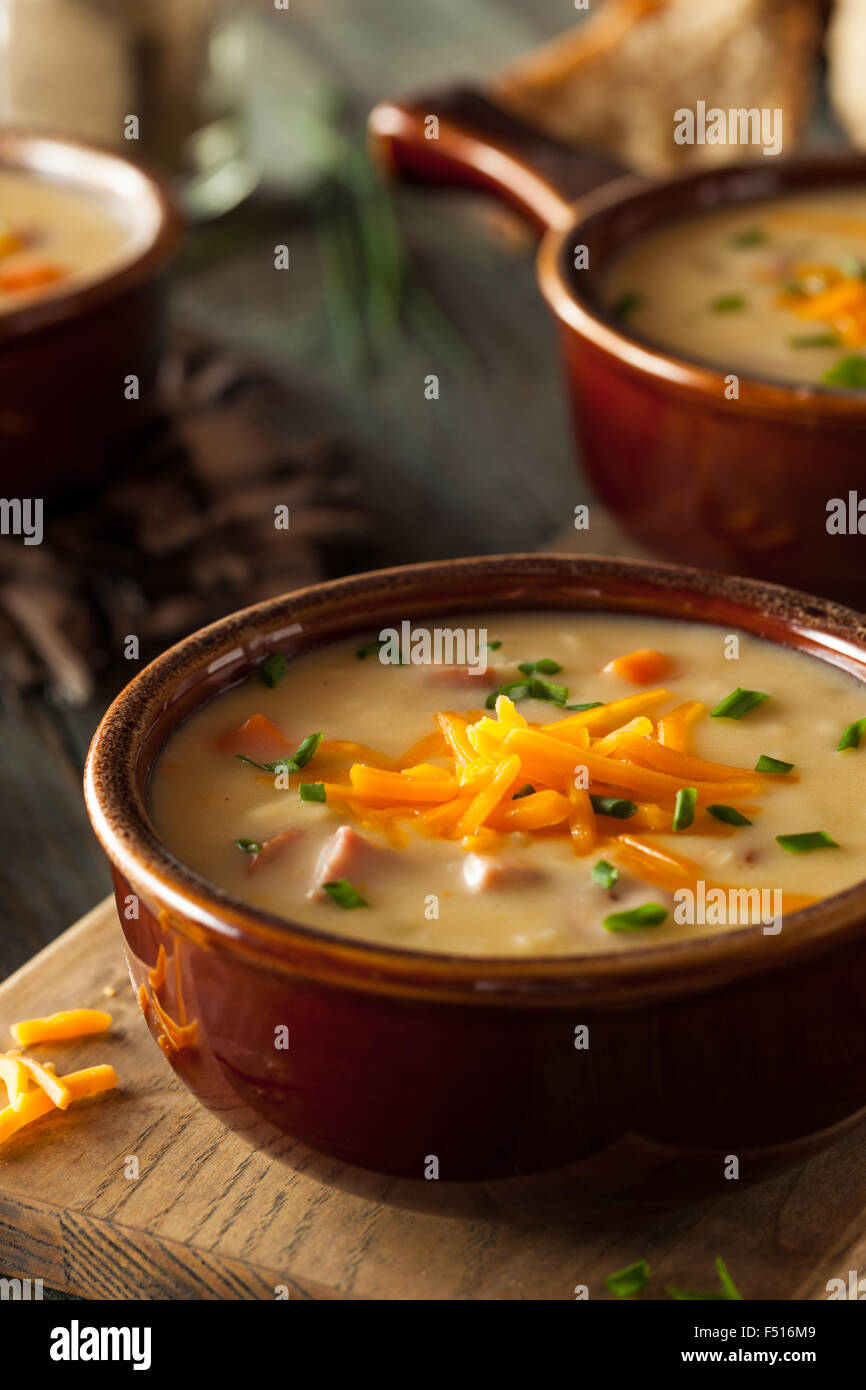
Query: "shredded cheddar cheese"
10 1009 112 1047
0 1065 117 1147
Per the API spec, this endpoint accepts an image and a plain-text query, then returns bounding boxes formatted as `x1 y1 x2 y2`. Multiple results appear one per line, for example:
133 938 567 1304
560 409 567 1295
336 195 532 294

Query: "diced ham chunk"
246 829 302 874
217 713 292 762
308 826 379 901
427 666 497 688
462 853 543 894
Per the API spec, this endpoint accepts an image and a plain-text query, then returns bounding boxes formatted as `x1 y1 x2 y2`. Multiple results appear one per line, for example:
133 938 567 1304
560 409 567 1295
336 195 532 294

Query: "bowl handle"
368 85 628 233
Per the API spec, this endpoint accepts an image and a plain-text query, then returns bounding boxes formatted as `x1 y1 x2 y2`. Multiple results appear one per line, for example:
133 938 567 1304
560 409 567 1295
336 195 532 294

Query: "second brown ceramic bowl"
369 91 866 603
84 555 866 1196
0 131 182 494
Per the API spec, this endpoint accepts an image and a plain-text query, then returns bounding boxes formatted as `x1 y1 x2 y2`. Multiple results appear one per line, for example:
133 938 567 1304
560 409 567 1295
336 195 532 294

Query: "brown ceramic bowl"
0 131 182 494
369 91 866 604
84 554 866 1196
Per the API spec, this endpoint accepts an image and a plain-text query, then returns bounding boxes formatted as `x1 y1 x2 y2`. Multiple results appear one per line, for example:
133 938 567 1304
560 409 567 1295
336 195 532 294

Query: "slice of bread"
827 0 866 148
493 0 823 173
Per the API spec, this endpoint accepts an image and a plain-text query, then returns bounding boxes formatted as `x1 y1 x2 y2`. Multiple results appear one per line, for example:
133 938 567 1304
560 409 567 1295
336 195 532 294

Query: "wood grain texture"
0 898 864 1301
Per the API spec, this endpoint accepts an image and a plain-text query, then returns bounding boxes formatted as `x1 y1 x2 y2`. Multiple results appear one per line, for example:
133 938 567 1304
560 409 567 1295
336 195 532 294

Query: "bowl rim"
84 553 866 1005
537 149 866 419
0 129 183 342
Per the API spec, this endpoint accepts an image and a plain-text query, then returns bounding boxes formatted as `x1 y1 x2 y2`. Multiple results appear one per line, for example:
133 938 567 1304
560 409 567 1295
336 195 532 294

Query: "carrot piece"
216 713 292 761
487 789 572 832
0 261 64 292
453 754 522 838
10 1010 112 1047
604 648 672 685
658 701 705 752
0 1065 118 1147
0 1053 29 1110
592 715 654 756
543 688 671 737
17 1055 72 1110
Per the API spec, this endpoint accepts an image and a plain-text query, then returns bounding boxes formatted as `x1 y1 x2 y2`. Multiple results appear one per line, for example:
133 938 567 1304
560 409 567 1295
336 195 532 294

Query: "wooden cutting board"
1 897 865 1301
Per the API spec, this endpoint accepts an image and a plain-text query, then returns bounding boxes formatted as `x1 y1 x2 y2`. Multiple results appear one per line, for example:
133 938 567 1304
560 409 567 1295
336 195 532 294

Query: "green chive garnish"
517 658 563 676
356 637 386 659
236 731 323 776
707 804 752 826
528 676 568 705
234 838 261 854
486 640 502 650
299 783 327 803
612 291 642 319
837 717 866 751
776 830 838 853
565 701 603 712
672 787 697 831
710 294 746 312
605 1260 649 1298
730 227 767 248
603 903 667 932
710 688 768 720
755 754 793 773
823 355 866 389
592 859 619 889
590 795 637 819
512 784 535 800
260 651 287 687
485 680 529 710
667 1257 742 1302
790 332 838 348
322 878 368 908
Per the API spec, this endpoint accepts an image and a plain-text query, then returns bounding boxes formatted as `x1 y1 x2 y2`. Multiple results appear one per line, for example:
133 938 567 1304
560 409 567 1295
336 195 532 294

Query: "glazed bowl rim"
0 129 182 342
84 553 866 1000
537 149 866 417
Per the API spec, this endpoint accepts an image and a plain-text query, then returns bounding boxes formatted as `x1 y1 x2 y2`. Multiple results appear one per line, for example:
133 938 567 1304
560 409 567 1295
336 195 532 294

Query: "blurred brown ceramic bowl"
369 90 866 605
0 131 182 495
84 554 866 1196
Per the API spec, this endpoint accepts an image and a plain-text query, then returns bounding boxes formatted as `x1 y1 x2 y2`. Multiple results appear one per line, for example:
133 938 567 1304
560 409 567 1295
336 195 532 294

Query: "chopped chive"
322 878 368 908
590 794 637 819
234 838 261 854
528 675 568 705
512 784 536 800
235 731 323 776
485 680 529 710
605 1260 649 1298
730 226 767 248
838 255 866 280
592 859 619 889
672 787 697 831
776 830 838 853
710 687 769 720
755 754 793 773
603 903 667 932
790 332 838 348
666 1257 743 1301
823 355 866 389
565 700 603 712
260 651 287 687
837 717 866 751
612 291 642 319
486 640 502 650
710 294 746 312
299 783 327 803
707 804 752 826
517 658 563 676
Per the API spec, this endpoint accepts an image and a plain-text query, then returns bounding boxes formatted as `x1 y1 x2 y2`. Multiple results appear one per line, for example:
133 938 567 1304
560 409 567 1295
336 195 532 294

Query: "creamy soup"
0 168 133 314
150 613 866 957
604 188 866 388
